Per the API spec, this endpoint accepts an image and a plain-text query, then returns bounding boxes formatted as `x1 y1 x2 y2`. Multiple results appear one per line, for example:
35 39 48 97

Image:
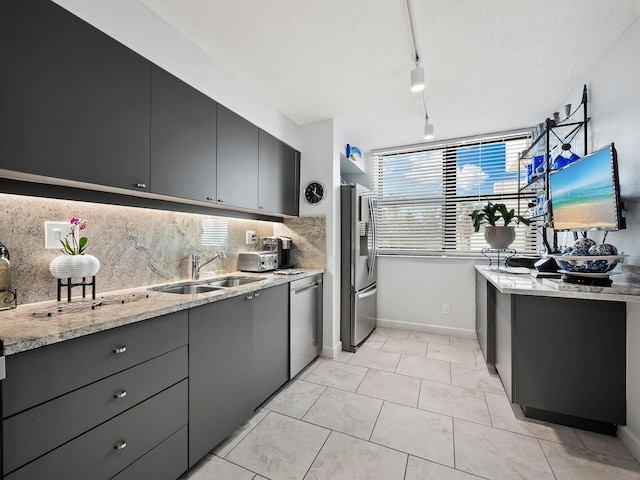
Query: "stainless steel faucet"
191 251 227 280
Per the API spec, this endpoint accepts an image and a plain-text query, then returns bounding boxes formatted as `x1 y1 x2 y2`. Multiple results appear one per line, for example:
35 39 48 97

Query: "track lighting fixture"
424 120 434 140
406 0 433 139
411 64 425 92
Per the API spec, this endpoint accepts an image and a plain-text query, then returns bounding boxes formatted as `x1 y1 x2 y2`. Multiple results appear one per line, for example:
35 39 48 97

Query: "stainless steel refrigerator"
340 183 377 352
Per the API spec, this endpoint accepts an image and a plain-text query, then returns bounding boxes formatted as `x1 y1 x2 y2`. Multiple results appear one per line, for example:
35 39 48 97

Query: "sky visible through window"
380 142 518 200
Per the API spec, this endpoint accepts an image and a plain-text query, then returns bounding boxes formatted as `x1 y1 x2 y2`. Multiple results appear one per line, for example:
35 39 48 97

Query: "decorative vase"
49 254 100 279
484 226 516 249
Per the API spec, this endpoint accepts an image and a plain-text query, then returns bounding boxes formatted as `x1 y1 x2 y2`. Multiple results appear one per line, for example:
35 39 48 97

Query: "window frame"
372 130 537 257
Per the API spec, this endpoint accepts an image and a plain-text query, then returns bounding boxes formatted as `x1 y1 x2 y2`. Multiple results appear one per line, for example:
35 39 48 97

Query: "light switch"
45 221 71 249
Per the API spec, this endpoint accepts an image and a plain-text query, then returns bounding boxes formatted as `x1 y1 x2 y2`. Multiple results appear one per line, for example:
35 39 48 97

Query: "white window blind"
201 218 228 247
372 132 537 255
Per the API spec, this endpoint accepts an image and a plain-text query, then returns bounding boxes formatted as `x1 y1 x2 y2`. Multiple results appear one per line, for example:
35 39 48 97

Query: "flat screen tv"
549 143 624 231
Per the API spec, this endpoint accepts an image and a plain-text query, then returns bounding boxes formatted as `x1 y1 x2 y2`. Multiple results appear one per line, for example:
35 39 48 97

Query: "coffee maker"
263 236 294 269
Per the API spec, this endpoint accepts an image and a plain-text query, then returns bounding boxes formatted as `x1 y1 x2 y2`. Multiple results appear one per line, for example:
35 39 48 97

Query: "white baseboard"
376 317 476 339
321 340 342 359
619 425 640 462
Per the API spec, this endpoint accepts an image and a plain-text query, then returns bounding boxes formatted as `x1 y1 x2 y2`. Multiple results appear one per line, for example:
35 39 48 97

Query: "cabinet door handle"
245 295 253 300
113 346 127 354
134 183 146 189
206 197 214 201
114 441 127 450
218 198 224 203
254 292 260 297
113 390 127 399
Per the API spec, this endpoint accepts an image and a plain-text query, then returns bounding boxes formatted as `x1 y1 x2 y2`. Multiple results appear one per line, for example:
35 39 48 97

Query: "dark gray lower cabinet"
6 380 188 480
475 272 495 368
251 285 290 408
3 312 189 479
512 295 626 429
188 293 255 467
4 347 187 474
490 287 626 433
112 426 188 480
188 284 288 467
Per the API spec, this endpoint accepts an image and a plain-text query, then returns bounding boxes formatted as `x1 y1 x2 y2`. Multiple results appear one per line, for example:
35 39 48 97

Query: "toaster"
238 251 278 272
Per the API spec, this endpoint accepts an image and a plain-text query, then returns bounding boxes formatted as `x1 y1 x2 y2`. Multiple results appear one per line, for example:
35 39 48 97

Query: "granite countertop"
475 265 640 303
0 269 323 355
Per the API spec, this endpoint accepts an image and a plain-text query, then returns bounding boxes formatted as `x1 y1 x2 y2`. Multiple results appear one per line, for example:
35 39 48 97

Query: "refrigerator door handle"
368 196 377 278
358 286 377 300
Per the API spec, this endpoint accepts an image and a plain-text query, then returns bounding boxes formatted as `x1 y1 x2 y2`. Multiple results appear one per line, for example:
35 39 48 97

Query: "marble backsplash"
0 193 325 305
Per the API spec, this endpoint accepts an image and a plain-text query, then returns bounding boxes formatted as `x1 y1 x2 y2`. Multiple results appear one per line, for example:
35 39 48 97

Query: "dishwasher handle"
292 282 320 294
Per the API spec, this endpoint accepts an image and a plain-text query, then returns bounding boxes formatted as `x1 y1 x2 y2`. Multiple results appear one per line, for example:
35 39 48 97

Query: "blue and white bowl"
550 254 625 273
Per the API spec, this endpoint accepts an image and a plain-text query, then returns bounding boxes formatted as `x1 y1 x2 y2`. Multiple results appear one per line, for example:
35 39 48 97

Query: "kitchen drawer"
4 346 187 474
5 379 188 480
3 310 188 417
111 425 188 480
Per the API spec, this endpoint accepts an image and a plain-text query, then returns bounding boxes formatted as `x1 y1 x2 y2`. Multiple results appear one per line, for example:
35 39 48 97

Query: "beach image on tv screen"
550 147 618 230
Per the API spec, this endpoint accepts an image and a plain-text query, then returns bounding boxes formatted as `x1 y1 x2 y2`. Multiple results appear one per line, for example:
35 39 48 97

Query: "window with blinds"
372 132 537 255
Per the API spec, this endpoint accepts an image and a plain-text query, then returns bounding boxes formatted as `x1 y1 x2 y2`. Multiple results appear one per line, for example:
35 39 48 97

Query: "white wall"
560 16 640 460
298 120 341 355
377 256 477 337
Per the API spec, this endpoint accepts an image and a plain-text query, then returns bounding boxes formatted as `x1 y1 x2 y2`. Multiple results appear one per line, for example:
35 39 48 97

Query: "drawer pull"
135 183 147 189
245 295 253 300
114 441 127 450
114 390 127 399
113 346 127 354
254 292 260 297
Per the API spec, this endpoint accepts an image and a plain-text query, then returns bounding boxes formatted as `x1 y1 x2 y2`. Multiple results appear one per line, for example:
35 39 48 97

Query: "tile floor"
181 327 640 480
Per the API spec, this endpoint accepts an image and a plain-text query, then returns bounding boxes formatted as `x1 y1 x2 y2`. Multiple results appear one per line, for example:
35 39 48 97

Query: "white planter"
484 226 516 249
50 254 100 279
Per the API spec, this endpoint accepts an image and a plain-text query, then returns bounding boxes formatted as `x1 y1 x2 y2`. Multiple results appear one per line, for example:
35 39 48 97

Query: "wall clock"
304 181 326 204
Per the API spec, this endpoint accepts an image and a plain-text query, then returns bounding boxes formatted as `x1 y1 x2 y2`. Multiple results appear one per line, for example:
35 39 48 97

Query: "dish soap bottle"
0 242 14 310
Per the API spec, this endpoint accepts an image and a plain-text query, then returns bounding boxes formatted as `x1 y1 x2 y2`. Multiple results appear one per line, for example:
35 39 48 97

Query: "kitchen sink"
153 284 225 295
204 276 266 287
151 276 266 295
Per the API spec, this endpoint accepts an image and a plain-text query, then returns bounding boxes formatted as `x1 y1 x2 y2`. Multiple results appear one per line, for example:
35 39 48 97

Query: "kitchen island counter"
476 265 640 302
475 265 629 434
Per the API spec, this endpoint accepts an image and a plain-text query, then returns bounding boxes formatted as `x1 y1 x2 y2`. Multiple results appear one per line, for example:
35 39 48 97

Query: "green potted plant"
469 202 530 249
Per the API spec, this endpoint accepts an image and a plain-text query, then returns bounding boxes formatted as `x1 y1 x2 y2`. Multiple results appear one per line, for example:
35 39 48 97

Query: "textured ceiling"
139 0 640 151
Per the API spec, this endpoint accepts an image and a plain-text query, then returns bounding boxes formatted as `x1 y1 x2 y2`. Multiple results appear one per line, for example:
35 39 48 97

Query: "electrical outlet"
442 303 450 315
45 221 71 249
245 230 257 244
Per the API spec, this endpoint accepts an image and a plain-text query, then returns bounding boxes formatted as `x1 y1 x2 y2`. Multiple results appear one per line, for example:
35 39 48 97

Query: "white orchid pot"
50 254 100 279
484 226 516 249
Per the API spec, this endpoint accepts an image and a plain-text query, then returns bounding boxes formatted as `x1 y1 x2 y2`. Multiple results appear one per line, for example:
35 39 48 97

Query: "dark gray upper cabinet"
0 0 300 218
0 0 151 192
258 130 300 216
216 105 259 209
150 65 217 202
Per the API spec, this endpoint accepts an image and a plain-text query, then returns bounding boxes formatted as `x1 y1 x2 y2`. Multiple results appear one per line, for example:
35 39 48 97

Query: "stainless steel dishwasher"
289 275 322 378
